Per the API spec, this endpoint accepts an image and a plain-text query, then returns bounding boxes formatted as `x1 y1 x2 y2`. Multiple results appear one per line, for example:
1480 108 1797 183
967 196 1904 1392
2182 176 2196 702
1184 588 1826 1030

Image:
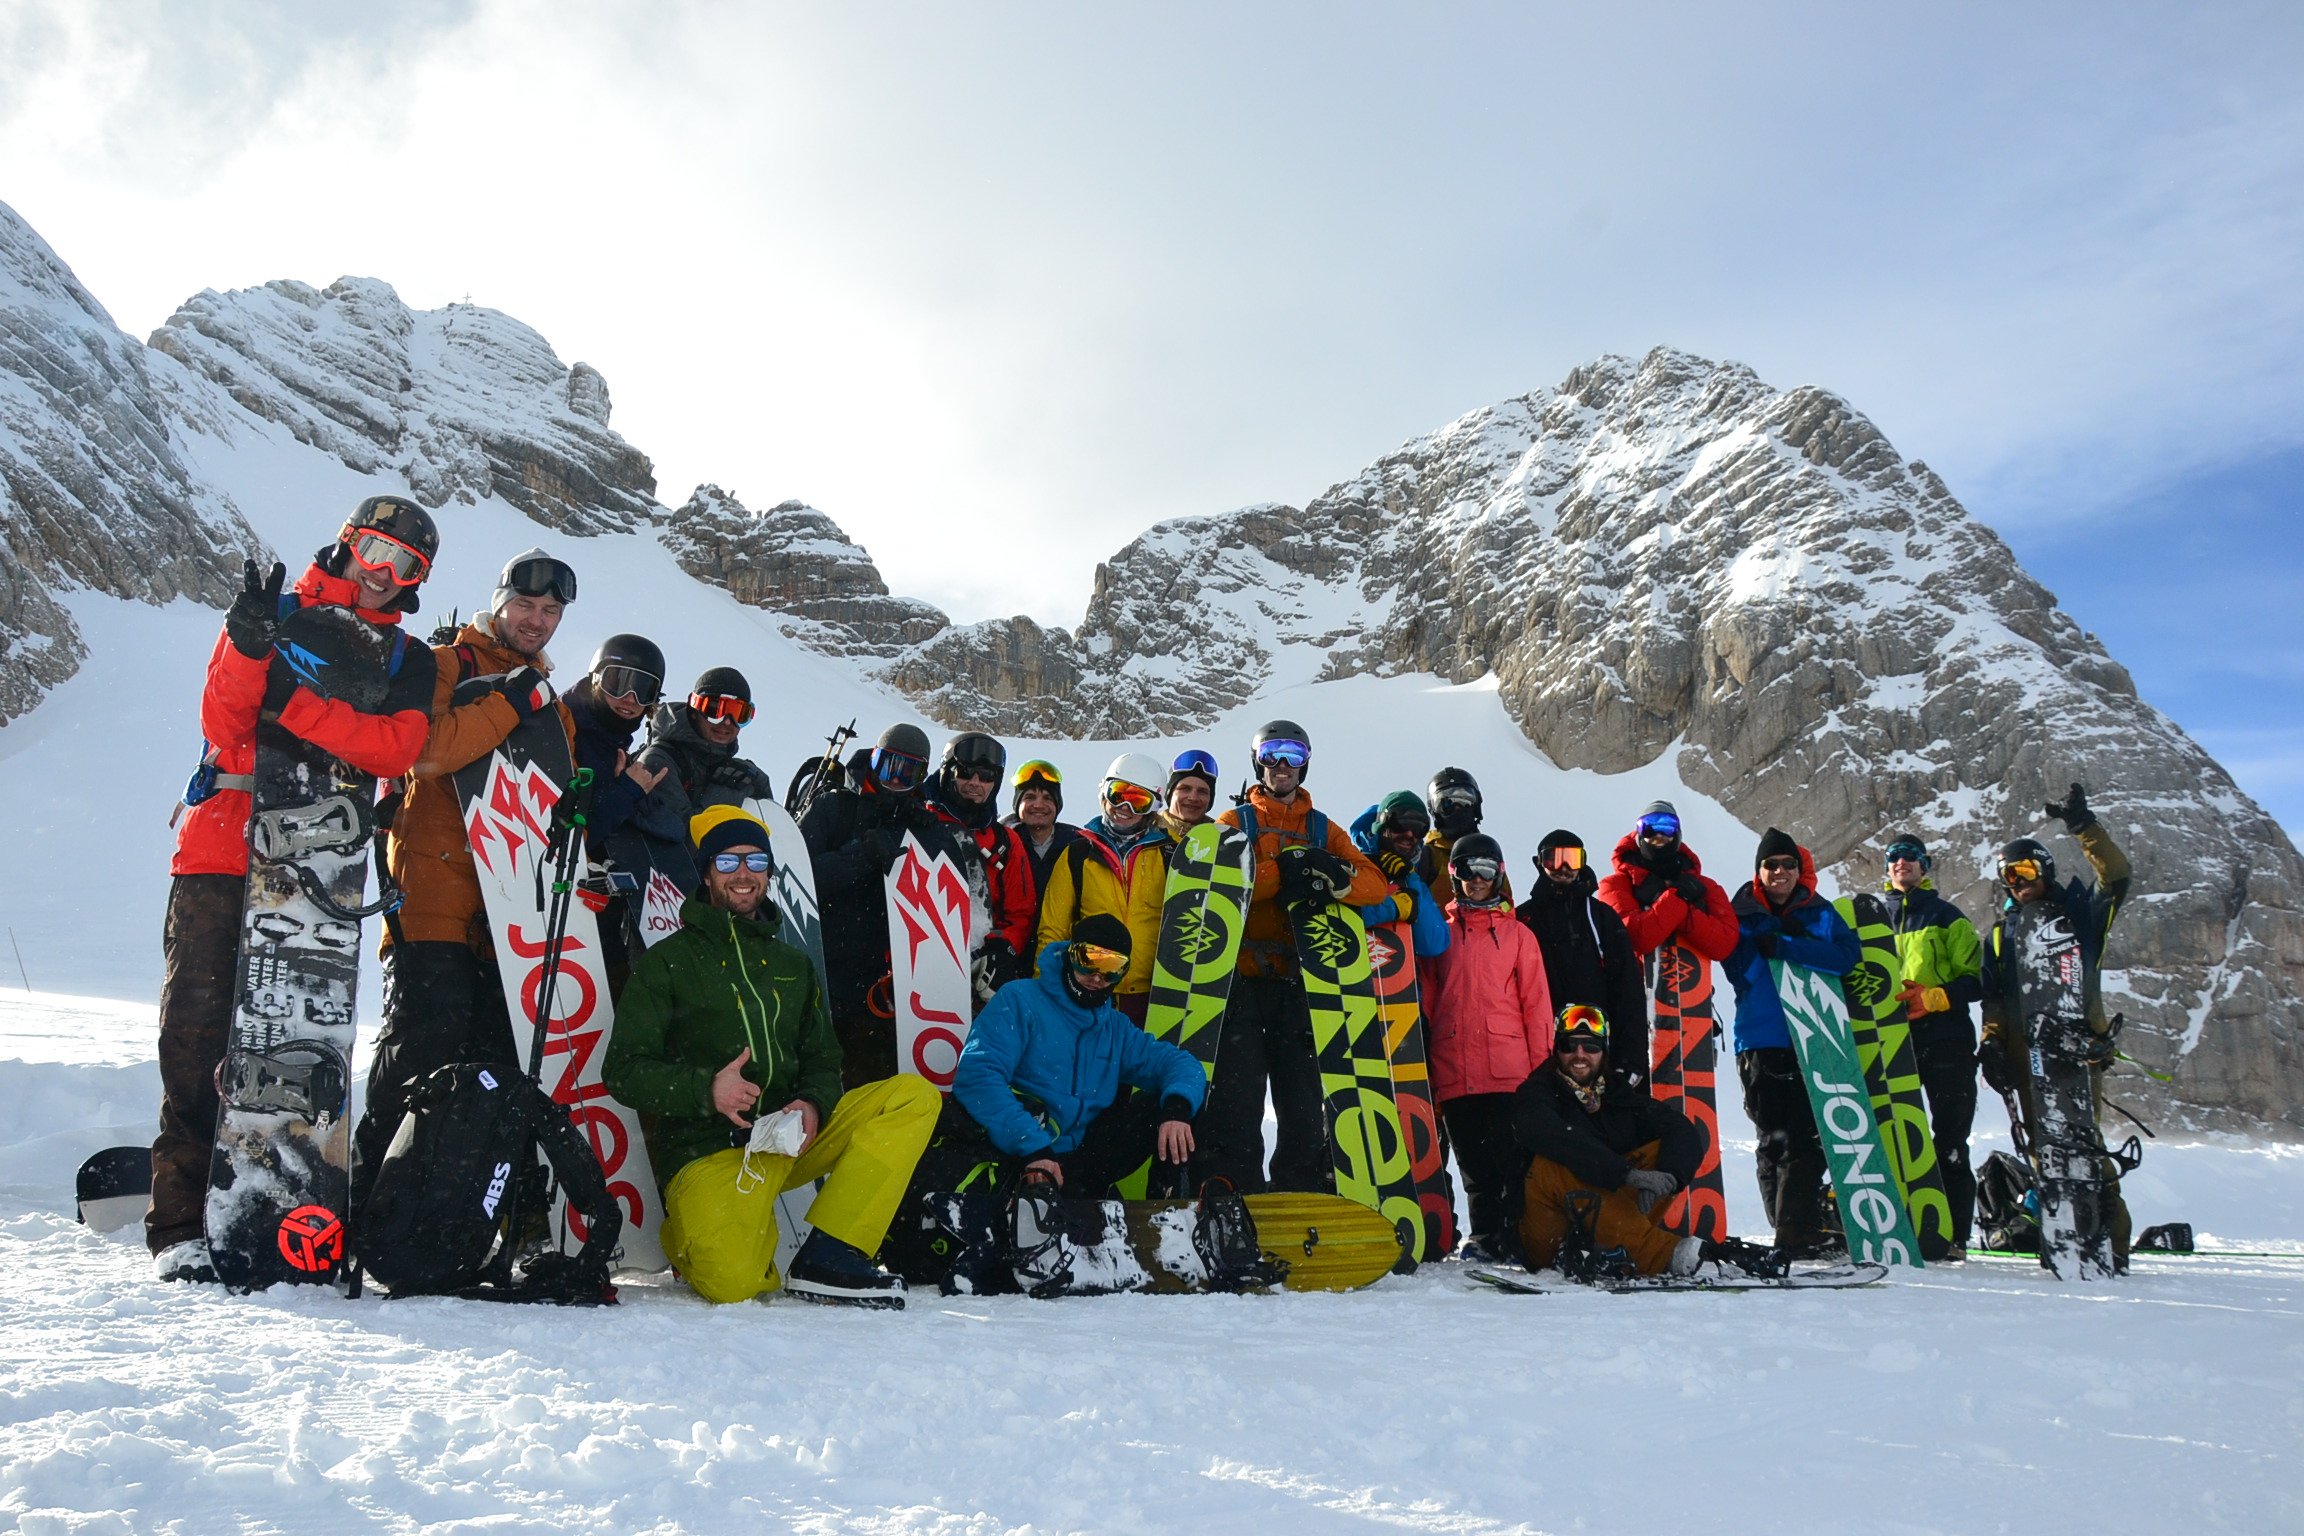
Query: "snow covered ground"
5 991 2300 1535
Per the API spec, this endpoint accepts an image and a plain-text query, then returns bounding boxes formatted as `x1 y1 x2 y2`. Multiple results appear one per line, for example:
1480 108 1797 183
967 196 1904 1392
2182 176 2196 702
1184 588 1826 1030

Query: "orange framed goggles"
2000 858 2043 885
690 691 756 726
345 528 431 586
1067 941 1129 977
1544 845 1585 872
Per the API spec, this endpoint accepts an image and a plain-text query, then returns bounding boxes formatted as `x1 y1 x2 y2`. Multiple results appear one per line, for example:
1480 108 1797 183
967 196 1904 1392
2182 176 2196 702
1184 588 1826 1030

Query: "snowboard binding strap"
250 795 372 863
220 1041 350 1121
1190 1179 1289 1292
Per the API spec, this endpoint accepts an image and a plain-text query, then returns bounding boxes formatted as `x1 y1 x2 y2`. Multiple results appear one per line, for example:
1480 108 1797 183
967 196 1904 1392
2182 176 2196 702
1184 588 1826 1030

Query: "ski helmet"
335 493 437 611
1251 720 1311 782
1997 836 2056 889
494 547 578 610
1012 758 1063 812
587 633 666 706
1060 914 1133 1008
1447 832 1505 887
689 665 751 705
1428 767 1483 835
871 722 932 792
941 732 1007 779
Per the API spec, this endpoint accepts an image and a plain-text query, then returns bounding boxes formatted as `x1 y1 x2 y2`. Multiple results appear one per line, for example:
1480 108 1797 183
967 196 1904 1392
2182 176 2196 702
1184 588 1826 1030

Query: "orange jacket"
171 564 434 878
383 619 576 949
1219 787 1390 979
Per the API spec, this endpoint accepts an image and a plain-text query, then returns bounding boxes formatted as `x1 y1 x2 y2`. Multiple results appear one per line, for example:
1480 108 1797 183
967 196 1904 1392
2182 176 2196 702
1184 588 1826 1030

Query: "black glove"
971 941 1012 1008
1672 874 1708 911
1750 930 1779 960
1375 849 1410 883
226 559 286 660
1976 1037 2015 1094
2045 782 2093 833
1278 846 1352 910
500 666 557 720
858 827 902 869
1623 1168 1679 1216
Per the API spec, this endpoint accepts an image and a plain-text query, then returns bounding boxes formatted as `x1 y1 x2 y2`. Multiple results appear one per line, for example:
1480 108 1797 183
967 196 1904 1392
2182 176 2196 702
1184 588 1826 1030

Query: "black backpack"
359 1060 622 1300
1974 1150 2042 1254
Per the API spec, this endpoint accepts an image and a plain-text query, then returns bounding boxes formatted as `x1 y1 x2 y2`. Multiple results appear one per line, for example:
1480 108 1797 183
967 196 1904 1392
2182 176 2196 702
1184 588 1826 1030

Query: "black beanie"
1072 913 1134 957
1755 827 1801 869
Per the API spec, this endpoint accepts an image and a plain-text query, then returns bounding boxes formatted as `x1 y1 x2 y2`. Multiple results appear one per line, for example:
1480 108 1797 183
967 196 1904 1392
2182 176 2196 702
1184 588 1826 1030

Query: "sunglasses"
1453 858 1502 883
2001 859 2043 885
952 764 1001 786
1544 846 1585 871
1104 780 1158 814
593 663 661 706
1555 1036 1608 1056
1255 740 1310 770
690 691 755 726
346 529 430 586
711 852 772 875
874 748 927 791
1760 856 1801 873
1067 941 1128 977
1386 819 1431 841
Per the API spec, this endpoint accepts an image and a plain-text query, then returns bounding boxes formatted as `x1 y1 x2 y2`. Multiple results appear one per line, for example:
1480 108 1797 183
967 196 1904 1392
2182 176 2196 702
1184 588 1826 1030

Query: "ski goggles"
1636 812 1680 841
710 851 773 875
1556 1004 1610 1045
1543 845 1586 871
345 528 431 586
1884 840 1928 868
689 691 755 726
1102 779 1159 814
1383 814 1432 841
2000 858 2044 885
1171 748 1219 779
1254 738 1310 770
593 663 661 706
1012 759 1062 791
502 553 578 604
873 747 928 792
1433 787 1480 811
1067 941 1129 978
1451 856 1502 884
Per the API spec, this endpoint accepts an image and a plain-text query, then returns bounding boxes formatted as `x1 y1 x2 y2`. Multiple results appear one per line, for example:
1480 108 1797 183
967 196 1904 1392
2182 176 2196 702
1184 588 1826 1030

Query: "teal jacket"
602 894 843 1190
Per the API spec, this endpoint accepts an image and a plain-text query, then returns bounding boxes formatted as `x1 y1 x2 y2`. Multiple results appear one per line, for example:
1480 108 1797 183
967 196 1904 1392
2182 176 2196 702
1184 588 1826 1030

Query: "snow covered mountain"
0 198 2295 1136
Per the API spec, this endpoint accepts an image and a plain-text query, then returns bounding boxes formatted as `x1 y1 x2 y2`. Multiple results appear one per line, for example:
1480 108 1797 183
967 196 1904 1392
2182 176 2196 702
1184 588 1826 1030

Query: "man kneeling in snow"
602 807 939 1307
1515 1005 1779 1280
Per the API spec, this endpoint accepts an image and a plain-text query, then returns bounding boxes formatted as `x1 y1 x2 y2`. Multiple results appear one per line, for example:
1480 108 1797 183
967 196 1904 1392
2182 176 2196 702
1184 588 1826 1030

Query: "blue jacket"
1349 803 1452 957
952 941 1208 1157
1723 851 1860 1054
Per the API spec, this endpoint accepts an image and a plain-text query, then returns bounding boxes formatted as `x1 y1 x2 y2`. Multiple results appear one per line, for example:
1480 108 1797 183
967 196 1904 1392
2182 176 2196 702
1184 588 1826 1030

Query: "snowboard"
1286 874 1426 1268
78 1145 152 1234
1832 895 1956 1261
1366 917 1457 1258
888 830 976 1088
1468 1261 1888 1295
2007 902 2115 1281
205 602 400 1291
453 682 665 1271
923 1188 1401 1296
1647 940 1728 1240
1770 960 1924 1267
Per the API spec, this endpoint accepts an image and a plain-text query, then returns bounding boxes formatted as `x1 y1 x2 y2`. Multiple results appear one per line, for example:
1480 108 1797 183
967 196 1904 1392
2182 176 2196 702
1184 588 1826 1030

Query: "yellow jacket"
1034 817 1180 995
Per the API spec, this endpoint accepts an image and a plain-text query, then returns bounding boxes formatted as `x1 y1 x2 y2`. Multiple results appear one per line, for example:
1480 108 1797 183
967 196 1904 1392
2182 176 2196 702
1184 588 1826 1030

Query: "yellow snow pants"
660 1075 940 1304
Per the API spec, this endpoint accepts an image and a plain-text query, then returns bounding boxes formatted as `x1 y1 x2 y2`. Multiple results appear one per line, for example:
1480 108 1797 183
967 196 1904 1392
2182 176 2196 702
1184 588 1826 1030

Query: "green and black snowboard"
1833 895 1954 1261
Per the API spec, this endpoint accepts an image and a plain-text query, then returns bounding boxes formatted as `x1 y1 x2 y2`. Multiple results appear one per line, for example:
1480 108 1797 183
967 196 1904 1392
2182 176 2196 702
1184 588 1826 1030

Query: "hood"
647 700 734 759
292 561 404 626
1030 940 1111 1025
932 777 999 831
1244 783 1316 825
1447 898 1515 928
1745 839 1821 910
452 620 538 675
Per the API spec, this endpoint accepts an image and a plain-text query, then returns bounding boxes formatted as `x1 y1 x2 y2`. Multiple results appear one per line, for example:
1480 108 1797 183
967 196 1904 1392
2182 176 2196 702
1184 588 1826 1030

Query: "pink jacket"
1421 902 1554 1103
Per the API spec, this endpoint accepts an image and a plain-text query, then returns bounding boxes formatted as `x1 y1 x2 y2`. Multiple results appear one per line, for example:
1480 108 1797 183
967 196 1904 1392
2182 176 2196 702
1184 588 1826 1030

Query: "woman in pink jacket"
1422 833 1555 1262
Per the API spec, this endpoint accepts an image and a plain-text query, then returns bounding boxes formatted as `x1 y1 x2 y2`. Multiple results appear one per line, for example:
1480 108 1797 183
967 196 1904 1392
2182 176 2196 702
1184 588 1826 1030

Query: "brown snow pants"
149 874 245 1255
1518 1141 1683 1276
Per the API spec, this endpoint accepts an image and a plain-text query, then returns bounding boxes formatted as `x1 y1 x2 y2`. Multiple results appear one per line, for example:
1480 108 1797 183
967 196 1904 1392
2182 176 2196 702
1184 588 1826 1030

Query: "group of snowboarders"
150 503 2142 1303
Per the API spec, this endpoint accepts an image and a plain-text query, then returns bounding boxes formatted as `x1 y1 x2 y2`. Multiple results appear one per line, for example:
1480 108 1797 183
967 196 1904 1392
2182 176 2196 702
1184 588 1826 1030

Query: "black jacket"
621 704 779 891
800 781 968 1015
1512 1064 1706 1192
1515 869 1650 1089
564 678 645 850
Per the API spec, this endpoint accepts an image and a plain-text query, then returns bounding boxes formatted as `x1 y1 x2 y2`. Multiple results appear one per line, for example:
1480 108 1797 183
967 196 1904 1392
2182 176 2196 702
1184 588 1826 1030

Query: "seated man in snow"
949 916 1207 1195
602 806 941 1308
1514 1004 1780 1280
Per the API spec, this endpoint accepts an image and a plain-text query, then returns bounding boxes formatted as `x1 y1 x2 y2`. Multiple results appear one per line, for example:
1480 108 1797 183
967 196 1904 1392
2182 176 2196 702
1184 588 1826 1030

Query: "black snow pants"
1909 1012 1980 1246
350 940 519 1211
1193 974 1327 1193
1442 1091 1528 1257
149 874 246 1255
1738 1046 1827 1244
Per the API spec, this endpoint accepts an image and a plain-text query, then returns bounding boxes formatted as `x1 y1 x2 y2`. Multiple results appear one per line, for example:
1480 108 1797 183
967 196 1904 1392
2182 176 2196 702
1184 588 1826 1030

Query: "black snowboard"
2007 902 2115 1281
78 1145 152 1233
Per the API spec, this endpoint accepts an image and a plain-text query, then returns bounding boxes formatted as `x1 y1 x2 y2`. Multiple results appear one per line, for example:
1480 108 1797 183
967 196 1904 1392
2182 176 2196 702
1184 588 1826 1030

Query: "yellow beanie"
689 805 773 864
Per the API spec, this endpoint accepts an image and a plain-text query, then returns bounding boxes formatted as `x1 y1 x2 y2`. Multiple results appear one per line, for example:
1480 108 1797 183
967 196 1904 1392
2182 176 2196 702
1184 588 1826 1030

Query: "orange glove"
1898 980 1950 1021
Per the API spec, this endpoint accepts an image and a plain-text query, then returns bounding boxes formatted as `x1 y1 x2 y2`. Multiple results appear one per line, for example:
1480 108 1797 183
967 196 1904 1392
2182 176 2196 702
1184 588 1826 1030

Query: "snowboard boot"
1008 1188 1148 1298
154 1239 218 1284
784 1230 906 1310
1191 1182 1288 1292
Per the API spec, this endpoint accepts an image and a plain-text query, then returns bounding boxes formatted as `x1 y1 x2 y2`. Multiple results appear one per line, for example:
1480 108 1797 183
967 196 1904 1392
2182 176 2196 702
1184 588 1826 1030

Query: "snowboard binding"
1008 1177 1149 1298
218 1041 349 1122
1189 1180 1289 1292
1557 1190 1636 1283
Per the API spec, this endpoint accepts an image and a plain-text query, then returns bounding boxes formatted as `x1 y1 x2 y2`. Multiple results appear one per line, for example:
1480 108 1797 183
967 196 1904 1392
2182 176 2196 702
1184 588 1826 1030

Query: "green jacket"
1880 880 1983 1027
602 894 843 1190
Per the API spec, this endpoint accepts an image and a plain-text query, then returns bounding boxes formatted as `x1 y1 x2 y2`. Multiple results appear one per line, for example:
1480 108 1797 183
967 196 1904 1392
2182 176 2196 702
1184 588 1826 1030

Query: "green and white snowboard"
1770 960 1923 1267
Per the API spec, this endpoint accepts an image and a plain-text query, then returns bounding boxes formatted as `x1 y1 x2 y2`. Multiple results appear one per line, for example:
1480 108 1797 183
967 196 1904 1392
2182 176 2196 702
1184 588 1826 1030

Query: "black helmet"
343 493 439 565
942 732 1006 774
1998 836 2056 888
1251 719 1311 782
335 493 438 612
1429 766 1483 835
588 634 665 706
1447 831 1504 879
689 666 751 706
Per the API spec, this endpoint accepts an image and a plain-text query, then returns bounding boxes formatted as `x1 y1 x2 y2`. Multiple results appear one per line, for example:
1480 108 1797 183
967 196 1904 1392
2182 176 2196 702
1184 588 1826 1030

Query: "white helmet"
1102 752 1168 801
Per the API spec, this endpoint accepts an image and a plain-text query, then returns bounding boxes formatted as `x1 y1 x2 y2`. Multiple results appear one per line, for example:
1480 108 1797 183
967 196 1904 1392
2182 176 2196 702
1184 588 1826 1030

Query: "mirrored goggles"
874 748 928 791
1451 857 1502 884
1171 748 1219 777
346 529 430 585
710 851 773 875
1435 787 1480 810
1636 813 1680 841
1557 1003 1610 1043
689 691 755 726
504 554 578 604
593 663 661 706
1885 841 1927 867
2000 858 2043 885
1012 759 1063 790
1103 780 1158 814
1544 845 1586 871
1067 941 1129 977
1254 739 1310 770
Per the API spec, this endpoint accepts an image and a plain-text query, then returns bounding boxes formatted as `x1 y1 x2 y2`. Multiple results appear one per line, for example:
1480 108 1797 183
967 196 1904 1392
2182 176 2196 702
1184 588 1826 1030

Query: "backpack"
358 1060 622 1300
1974 1150 2042 1254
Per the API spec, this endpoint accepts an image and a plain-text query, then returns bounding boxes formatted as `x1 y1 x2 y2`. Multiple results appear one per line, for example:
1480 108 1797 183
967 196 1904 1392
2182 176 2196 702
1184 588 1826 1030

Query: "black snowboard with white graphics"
204 603 402 1290
2007 901 2115 1281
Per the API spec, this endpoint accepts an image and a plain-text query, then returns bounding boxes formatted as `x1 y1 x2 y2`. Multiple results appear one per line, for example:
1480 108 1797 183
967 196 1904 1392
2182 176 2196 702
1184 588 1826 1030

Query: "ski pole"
7 927 26 993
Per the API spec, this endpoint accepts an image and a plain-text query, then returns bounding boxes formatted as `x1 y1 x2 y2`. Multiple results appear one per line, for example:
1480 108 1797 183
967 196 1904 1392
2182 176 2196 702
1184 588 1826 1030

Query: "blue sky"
2 1 2299 835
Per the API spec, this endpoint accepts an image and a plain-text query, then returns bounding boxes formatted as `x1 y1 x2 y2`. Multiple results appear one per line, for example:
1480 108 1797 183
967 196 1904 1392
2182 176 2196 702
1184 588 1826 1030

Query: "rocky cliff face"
821 349 2304 1134
0 205 259 725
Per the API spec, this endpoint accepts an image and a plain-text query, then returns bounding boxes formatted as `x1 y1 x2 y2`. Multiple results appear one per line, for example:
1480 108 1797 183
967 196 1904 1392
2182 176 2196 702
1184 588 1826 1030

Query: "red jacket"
170 565 435 877
1420 902 1554 1102
1595 835 1739 962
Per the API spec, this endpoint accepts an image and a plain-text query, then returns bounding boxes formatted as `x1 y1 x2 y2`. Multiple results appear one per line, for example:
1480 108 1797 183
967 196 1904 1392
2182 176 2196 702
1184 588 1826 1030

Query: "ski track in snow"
6 999 2304 1533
